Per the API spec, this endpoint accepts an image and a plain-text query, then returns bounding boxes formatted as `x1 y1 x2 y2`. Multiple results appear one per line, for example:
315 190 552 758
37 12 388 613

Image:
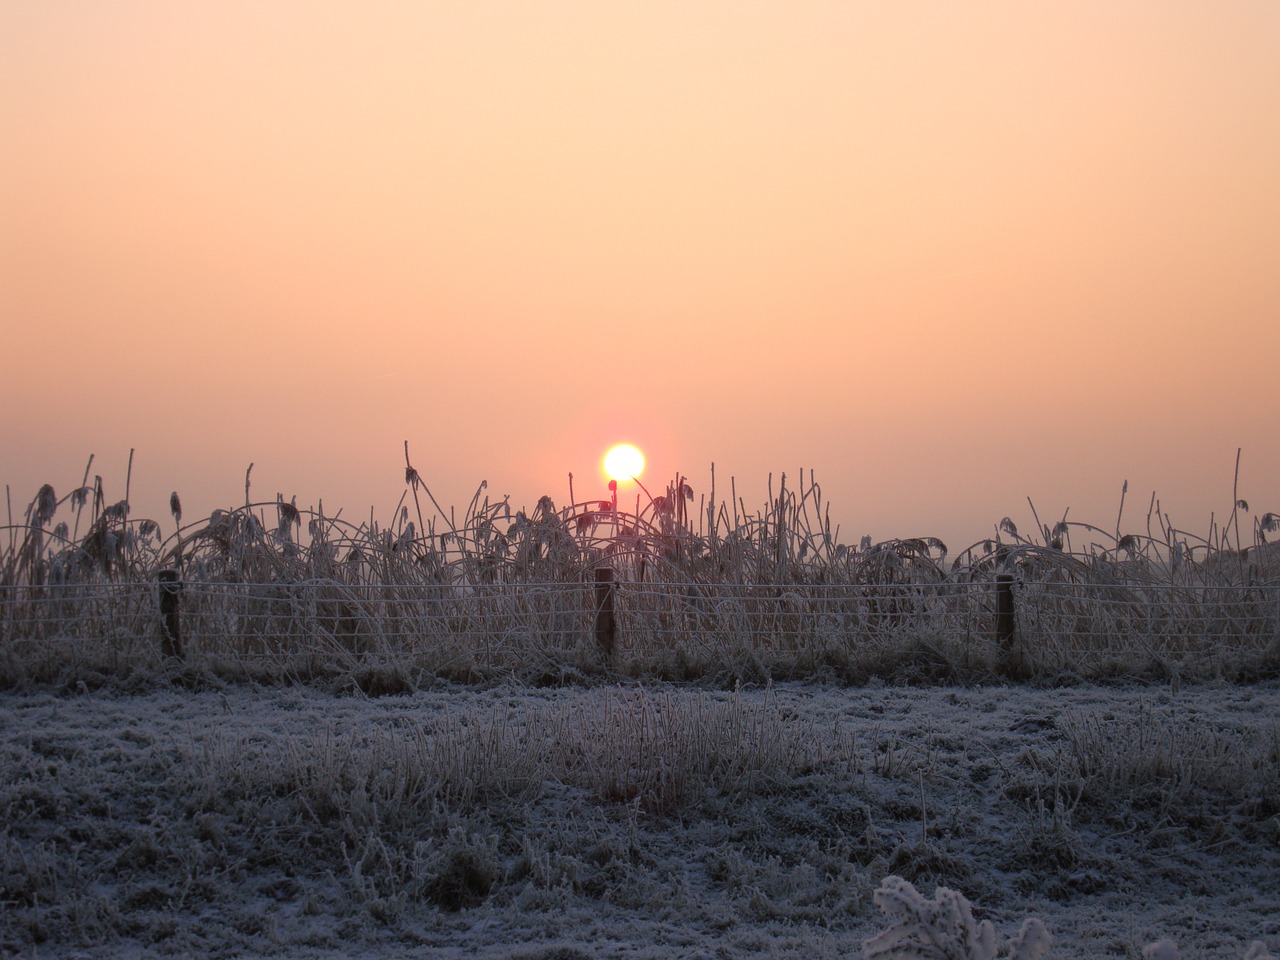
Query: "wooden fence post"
594 567 616 659
157 569 184 659
995 573 1020 676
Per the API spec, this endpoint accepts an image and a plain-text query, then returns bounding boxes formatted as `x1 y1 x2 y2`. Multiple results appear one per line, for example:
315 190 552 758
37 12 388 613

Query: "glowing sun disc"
603 444 645 483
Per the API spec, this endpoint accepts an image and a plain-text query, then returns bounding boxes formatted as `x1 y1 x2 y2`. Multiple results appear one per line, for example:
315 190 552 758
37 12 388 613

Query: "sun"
603 443 646 483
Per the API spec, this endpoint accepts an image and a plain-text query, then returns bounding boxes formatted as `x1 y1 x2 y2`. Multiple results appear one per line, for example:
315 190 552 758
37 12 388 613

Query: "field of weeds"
2 450 1278 691
2 680 1278 959
1 453 1278 958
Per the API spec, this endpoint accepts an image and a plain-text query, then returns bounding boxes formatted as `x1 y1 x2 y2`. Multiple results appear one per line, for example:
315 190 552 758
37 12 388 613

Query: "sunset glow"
1 2 1277 549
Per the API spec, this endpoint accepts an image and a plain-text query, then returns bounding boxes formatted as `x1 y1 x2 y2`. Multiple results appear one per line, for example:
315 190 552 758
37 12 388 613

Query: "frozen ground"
2 677 1277 959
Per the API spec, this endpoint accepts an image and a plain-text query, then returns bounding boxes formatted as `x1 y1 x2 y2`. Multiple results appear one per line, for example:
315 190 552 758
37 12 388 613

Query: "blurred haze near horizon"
3 1 1278 555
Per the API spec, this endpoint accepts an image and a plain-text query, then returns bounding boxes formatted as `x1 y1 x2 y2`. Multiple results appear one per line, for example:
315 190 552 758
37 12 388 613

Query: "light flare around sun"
603 444 645 483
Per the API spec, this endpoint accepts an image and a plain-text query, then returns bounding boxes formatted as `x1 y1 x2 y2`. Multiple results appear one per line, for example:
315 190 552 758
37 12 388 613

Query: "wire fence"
2 575 1278 683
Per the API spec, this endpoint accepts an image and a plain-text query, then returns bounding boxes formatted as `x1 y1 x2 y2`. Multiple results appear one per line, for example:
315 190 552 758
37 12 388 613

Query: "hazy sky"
3 1 1278 553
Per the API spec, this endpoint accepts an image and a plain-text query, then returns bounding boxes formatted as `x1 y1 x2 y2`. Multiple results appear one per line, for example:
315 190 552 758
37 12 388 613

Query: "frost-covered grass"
2 680 1277 958
6 451 1278 593
3 454 1279 692
2 455 1279 956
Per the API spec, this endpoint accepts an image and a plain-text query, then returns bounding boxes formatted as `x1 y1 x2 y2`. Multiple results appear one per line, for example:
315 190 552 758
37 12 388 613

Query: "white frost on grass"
864 876 1051 960
1 680 1277 959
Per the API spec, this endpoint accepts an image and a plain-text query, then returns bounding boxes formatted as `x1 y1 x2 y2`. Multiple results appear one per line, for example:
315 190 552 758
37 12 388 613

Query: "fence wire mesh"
3 574 1278 683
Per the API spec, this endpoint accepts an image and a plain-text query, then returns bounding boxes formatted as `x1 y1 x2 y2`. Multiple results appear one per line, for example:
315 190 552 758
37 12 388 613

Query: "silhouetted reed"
1 449 1276 688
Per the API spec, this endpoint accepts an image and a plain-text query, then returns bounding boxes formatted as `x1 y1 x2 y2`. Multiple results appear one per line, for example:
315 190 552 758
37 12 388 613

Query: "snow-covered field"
2 678 1277 959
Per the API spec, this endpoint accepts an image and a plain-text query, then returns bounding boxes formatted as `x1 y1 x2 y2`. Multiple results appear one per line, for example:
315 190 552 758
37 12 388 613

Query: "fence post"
995 573 1020 676
594 566 616 659
157 569 184 659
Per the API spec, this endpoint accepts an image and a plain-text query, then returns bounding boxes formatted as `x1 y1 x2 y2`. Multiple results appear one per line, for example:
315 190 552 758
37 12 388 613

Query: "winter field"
0 675 1269 960
2 462 1279 957
2 676 1278 960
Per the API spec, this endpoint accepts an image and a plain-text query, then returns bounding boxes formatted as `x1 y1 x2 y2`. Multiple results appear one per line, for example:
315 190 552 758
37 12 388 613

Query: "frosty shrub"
864 876 1276 960
863 876 1051 960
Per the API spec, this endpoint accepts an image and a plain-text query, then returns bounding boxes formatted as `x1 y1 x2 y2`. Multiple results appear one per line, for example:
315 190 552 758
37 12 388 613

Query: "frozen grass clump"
863 876 1275 960
864 876 1051 960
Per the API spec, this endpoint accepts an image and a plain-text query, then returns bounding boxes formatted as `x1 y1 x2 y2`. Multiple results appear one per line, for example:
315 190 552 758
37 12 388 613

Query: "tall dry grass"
2 448 1277 689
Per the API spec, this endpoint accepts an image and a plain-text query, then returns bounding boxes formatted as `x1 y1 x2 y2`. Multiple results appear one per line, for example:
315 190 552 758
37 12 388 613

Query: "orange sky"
2 1 1278 554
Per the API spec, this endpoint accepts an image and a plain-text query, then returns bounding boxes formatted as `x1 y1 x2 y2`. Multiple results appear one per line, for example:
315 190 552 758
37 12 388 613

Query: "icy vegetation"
2 455 1278 956
863 876 1051 960
4 455 1279 692
2 680 1277 958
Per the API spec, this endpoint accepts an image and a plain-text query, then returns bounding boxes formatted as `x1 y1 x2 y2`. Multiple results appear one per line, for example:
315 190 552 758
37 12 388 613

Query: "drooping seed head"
34 484 57 526
277 495 300 532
